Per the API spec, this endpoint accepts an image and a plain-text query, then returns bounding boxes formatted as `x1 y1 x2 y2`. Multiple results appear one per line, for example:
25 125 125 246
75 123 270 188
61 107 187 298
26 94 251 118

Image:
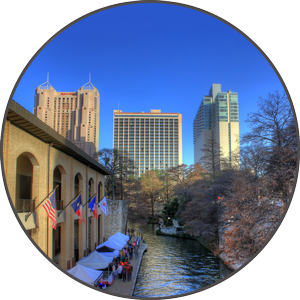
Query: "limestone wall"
104 199 128 239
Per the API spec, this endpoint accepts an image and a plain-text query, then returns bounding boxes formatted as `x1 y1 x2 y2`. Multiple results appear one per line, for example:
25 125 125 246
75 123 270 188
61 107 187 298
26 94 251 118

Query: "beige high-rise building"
113 110 182 177
194 84 240 170
33 78 99 159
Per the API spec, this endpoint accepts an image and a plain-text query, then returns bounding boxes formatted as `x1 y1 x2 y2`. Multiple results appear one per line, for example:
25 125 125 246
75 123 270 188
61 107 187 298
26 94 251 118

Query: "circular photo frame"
1 1 299 300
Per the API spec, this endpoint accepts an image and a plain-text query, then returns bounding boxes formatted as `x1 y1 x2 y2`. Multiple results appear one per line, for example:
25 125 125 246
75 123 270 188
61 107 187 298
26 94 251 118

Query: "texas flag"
88 195 98 219
71 194 85 223
99 196 109 216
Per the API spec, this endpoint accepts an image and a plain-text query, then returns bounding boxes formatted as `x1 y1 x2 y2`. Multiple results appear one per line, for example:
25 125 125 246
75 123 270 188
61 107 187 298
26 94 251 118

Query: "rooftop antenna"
39 72 52 89
83 72 94 90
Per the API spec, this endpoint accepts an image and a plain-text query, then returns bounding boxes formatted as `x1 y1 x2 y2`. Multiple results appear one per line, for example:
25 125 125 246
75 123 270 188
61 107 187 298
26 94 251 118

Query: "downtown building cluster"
33 79 239 174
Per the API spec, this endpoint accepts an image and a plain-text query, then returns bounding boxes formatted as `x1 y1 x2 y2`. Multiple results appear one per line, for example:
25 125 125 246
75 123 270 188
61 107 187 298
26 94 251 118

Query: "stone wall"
104 199 129 239
159 219 186 235
160 226 177 235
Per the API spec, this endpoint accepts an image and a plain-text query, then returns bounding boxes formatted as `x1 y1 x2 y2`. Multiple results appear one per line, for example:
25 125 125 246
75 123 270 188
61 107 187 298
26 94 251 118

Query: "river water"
131 222 232 298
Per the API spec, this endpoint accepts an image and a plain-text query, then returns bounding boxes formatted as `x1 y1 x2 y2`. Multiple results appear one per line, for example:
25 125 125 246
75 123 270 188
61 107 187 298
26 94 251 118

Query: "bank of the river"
155 224 234 271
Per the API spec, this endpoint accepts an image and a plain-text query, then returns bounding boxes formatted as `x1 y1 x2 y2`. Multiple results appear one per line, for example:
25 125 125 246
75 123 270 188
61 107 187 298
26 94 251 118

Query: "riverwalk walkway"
104 236 148 297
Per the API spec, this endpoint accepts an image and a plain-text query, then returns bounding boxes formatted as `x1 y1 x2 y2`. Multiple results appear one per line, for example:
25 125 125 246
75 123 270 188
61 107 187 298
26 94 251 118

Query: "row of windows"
114 121 179 125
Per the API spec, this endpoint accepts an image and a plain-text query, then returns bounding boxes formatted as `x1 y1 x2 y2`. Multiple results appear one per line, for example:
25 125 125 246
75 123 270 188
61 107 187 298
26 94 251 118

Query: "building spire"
39 72 52 89
82 73 94 90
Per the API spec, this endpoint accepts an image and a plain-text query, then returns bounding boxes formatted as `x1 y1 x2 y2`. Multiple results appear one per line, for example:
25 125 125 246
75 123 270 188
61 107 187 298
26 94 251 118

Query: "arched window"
98 181 103 202
73 172 83 262
88 178 94 198
16 153 37 212
53 167 62 209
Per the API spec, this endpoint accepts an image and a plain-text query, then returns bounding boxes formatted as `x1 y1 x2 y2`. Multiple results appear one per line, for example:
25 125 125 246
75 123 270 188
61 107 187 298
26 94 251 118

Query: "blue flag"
88 195 97 219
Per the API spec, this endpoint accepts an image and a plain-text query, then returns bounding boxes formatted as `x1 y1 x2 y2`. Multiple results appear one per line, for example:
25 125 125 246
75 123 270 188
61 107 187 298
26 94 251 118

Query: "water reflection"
132 222 232 298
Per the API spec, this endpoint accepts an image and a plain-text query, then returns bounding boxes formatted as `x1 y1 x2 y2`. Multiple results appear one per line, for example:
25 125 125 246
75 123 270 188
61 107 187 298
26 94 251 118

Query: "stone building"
2 100 110 270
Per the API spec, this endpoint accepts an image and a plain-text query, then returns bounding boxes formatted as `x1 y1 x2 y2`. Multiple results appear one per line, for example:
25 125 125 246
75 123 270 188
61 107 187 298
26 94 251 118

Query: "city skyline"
11 2 284 166
1 2 298 300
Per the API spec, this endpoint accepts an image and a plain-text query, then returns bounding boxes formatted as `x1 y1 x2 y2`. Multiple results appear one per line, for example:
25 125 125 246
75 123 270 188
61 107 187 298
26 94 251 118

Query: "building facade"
113 110 182 177
3 101 110 270
193 84 240 170
33 79 99 159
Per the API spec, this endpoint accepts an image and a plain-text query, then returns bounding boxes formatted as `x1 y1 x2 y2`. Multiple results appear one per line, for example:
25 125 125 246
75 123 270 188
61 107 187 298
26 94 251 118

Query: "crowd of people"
110 234 141 284
96 230 143 289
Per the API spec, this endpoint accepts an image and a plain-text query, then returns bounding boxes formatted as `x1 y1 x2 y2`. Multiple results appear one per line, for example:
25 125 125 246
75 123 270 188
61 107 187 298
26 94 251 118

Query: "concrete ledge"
130 242 148 297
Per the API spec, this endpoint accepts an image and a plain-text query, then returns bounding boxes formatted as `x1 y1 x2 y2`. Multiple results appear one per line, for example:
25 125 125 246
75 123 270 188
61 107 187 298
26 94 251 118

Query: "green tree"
162 197 179 221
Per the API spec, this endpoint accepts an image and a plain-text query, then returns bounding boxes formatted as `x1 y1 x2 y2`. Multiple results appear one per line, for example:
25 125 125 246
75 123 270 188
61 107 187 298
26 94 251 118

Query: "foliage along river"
131 222 233 298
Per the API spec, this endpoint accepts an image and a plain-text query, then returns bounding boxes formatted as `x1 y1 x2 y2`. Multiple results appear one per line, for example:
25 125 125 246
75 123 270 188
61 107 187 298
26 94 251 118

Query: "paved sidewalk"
104 236 148 297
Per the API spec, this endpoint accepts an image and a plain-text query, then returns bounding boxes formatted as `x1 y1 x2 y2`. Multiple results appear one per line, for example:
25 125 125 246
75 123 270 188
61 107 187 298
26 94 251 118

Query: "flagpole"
47 143 53 257
25 186 58 222
86 165 89 255
57 191 81 217
83 193 97 207
97 195 106 205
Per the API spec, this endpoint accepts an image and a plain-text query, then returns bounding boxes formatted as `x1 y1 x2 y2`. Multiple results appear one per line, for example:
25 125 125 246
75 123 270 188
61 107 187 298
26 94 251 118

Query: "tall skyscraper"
113 110 182 177
193 84 240 170
33 77 100 158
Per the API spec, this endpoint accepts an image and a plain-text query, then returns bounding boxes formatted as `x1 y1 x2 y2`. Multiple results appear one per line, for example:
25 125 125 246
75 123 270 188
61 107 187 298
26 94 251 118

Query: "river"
130 222 232 298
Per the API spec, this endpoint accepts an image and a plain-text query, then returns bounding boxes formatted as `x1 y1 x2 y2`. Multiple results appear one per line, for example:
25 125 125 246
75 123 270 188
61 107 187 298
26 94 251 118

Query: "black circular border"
0 1 299 299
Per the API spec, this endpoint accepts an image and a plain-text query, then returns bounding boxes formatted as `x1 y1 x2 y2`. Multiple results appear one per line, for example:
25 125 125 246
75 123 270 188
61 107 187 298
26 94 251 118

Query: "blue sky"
12 2 284 165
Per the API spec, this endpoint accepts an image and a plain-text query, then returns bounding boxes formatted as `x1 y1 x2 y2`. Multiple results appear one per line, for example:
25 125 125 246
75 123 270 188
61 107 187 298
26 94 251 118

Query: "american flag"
42 189 57 229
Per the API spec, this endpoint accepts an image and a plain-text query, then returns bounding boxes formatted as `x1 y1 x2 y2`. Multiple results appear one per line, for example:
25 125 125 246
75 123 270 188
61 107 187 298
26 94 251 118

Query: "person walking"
127 263 133 281
122 265 127 282
134 246 138 258
125 262 130 281
124 248 128 261
117 263 123 279
120 250 125 263
111 264 116 280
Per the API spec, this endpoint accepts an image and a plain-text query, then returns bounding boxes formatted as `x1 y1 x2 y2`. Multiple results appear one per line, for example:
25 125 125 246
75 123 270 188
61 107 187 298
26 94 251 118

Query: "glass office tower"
193 84 240 170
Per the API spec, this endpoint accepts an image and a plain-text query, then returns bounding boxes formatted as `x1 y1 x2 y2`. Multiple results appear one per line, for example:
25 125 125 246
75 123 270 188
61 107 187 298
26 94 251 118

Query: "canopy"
67 264 102 285
96 245 115 252
97 239 125 251
96 246 119 258
108 232 130 243
77 251 113 270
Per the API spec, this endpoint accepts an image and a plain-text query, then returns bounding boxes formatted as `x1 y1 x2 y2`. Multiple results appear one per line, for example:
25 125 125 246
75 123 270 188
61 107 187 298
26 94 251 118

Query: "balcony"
16 199 37 230
15 199 36 213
